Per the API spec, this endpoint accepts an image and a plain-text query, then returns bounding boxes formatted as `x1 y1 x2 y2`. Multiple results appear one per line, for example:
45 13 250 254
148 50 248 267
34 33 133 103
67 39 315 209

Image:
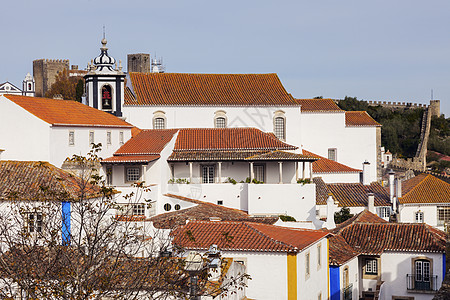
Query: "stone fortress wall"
33 59 70 97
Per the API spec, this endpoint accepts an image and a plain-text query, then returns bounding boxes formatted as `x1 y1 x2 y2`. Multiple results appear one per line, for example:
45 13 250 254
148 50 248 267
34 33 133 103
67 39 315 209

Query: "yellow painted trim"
287 253 297 300
327 238 330 300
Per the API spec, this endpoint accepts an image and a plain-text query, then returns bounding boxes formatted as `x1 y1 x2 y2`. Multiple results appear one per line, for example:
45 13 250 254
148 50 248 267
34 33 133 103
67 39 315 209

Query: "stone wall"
127 53 150 73
33 59 70 97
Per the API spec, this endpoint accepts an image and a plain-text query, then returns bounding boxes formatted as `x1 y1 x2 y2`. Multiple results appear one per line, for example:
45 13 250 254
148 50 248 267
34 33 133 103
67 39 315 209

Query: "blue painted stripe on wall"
62 201 71 245
330 265 340 300
443 253 446 282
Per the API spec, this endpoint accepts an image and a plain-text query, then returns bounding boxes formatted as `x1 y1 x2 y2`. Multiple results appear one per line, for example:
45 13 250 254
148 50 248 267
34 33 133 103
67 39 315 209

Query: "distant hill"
337 97 450 159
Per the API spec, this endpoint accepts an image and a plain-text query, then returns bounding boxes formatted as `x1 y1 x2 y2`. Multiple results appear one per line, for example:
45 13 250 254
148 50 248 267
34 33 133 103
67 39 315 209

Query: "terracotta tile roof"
339 223 446 254
303 150 361 174
312 177 330 205
294 99 343 112
149 194 277 229
331 210 387 235
172 220 328 253
329 234 359 266
345 111 381 127
0 161 100 201
168 150 266 161
326 182 391 207
114 129 178 155
125 73 298 106
245 150 317 161
102 155 160 164
131 127 142 137
3 95 132 128
174 128 297 151
399 173 450 204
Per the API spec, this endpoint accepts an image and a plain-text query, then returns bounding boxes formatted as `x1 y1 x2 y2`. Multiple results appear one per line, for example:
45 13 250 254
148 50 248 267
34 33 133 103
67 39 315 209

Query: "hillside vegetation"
337 97 450 159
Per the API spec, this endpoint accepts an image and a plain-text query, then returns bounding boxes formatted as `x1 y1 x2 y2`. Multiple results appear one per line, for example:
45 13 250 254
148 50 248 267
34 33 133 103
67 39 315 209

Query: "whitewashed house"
330 210 447 300
102 127 319 222
173 220 330 300
0 82 22 96
0 94 133 167
395 173 450 230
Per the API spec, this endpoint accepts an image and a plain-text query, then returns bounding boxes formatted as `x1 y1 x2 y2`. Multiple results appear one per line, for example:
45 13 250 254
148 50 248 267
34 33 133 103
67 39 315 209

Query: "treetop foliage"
45 68 84 102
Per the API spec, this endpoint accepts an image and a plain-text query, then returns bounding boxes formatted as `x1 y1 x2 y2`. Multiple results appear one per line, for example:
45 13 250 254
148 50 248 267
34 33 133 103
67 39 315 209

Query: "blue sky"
2 0 449 116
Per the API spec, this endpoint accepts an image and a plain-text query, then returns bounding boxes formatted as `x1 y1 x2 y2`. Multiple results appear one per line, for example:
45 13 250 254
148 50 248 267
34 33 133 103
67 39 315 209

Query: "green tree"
334 207 354 224
45 69 84 101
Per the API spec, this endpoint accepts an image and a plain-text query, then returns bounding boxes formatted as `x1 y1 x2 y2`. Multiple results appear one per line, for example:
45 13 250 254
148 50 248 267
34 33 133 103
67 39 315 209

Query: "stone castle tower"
127 53 150 73
33 59 69 97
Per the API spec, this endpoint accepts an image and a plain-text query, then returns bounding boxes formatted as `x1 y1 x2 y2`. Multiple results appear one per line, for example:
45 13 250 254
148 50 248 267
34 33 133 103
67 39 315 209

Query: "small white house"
173 220 330 300
330 210 447 300
0 94 133 167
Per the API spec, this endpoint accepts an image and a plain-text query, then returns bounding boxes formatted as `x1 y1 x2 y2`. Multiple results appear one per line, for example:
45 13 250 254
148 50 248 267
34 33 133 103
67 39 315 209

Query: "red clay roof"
331 209 388 234
244 150 317 161
150 194 277 229
345 111 381 127
125 73 298 106
329 234 359 266
294 99 343 112
0 161 100 201
339 223 446 254
114 129 178 155
399 174 450 204
3 95 132 128
102 155 160 163
174 128 297 151
303 150 361 174
173 221 328 253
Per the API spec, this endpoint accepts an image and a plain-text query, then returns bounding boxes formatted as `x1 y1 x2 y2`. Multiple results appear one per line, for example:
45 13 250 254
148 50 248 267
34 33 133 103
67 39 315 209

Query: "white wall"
315 172 361 184
50 126 131 167
123 105 303 147
398 204 441 229
380 252 443 300
339 256 359 300
301 112 377 183
0 96 51 162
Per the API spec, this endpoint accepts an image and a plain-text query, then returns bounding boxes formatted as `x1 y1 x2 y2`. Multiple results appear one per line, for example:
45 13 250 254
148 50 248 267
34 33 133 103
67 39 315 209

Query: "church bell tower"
84 38 125 117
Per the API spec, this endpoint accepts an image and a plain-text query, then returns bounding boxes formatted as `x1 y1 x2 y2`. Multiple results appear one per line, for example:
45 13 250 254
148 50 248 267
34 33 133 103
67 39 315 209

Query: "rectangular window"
215 117 226 128
328 148 337 161
437 206 450 226
415 211 424 223
254 164 265 183
106 166 113 186
274 117 285 140
107 131 112 145
305 252 310 276
119 131 124 145
317 244 322 268
89 131 94 145
377 207 391 219
118 204 145 216
27 212 43 233
202 165 215 184
68 131 75 146
126 167 140 182
154 117 165 129
365 258 377 275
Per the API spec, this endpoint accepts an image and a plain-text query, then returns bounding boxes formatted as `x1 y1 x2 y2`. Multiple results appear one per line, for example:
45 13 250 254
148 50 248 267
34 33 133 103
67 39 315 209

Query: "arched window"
28 83 31 90
214 110 227 128
274 116 285 140
153 111 167 129
101 85 113 110
412 257 433 291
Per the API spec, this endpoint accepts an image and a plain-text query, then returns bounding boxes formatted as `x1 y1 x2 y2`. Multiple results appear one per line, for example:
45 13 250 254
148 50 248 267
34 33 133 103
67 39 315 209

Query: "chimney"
388 169 395 203
326 193 336 229
367 193 375 213
362 161 370 185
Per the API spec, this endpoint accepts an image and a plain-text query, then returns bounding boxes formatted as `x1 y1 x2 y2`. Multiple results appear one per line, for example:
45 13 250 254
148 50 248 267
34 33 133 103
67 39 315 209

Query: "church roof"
294 98 343 112
124 72 298 106
2 95 132 128
345 111 381 127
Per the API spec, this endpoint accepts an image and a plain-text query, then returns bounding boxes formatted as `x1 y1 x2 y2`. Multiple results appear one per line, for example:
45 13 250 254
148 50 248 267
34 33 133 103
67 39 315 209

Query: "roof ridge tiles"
243 222 298 252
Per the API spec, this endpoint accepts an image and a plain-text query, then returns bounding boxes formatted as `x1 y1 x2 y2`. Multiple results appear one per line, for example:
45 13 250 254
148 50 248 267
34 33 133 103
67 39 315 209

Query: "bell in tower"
84 38 125 117
22 72 35 97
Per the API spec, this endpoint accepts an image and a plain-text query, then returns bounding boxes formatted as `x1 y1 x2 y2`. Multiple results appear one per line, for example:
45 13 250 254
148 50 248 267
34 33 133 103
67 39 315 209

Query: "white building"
102 127 319 222
173 220 330 300
330 210 447 300
0 94 133 167
0 81 22 96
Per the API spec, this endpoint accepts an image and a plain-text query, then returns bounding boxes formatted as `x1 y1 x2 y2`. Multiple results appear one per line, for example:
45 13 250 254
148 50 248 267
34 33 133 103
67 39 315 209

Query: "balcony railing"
343 283 352 300
406 274 438 292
